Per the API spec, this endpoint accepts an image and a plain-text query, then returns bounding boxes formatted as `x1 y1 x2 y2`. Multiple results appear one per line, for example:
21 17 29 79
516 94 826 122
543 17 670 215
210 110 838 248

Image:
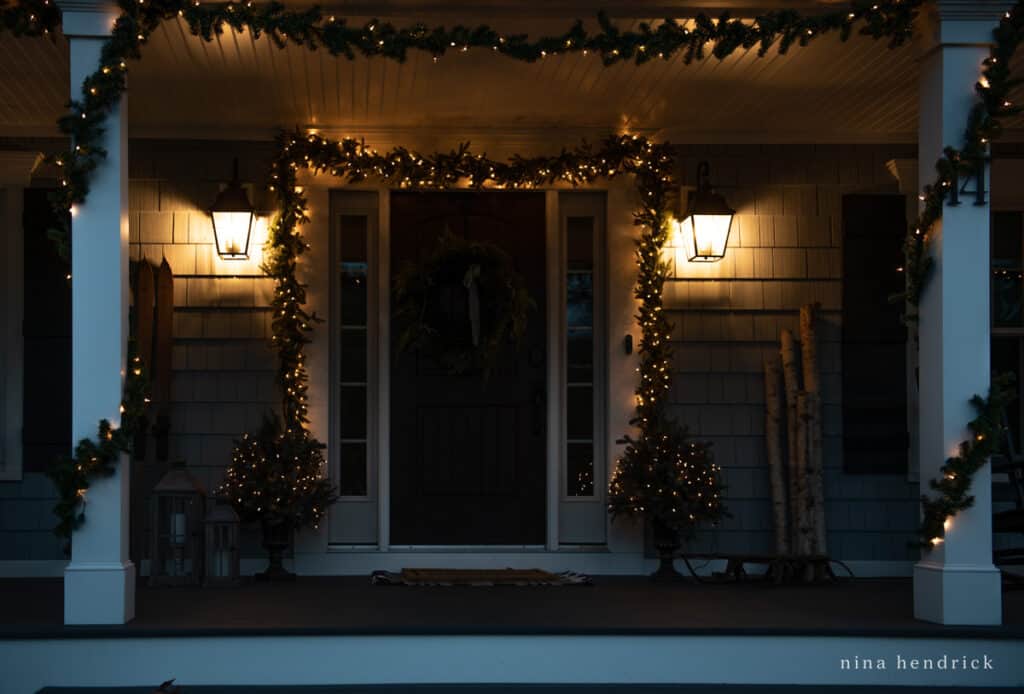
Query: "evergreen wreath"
393 230 534 376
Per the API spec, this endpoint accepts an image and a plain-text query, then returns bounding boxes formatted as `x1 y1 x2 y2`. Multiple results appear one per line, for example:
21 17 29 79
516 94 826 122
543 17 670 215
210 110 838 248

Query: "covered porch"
0 0 1023 673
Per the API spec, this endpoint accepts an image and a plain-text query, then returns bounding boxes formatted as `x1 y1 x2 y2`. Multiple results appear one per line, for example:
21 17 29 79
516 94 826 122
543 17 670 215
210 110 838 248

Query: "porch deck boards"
2 577 1022 638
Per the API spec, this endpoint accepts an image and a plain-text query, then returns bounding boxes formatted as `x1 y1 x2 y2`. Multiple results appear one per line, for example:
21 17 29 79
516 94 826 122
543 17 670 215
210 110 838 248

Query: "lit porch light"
674 161 735 263
210 158 255 260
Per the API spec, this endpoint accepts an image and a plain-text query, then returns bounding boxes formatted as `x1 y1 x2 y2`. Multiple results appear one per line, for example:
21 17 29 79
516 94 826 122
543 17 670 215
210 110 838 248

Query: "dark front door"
390 192 546 545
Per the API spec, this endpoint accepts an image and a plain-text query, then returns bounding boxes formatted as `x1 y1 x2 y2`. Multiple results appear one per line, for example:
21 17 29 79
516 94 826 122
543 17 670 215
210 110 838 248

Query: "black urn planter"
256 519 296 582
650 518 685 583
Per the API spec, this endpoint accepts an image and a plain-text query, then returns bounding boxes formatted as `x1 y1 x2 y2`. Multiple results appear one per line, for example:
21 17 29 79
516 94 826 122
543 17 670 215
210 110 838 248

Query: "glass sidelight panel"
338 214 369 497
566 216 595 497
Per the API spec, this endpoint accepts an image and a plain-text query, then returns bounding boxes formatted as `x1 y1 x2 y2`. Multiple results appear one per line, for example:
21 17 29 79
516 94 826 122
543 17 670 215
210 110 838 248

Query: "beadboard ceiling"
1 5 1022 146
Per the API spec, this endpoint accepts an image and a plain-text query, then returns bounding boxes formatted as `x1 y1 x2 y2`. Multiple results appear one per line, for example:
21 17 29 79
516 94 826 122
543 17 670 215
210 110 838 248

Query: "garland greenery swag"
919 374 1015 548
271 129 726 536
393 231 534 377
45 353 148 547
0 0 1013 545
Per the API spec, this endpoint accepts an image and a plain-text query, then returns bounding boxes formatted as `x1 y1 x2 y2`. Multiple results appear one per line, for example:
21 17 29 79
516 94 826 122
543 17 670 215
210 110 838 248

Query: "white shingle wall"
668 144 920 561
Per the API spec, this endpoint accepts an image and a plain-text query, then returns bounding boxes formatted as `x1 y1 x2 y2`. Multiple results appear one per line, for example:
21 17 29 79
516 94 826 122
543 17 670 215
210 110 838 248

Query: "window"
338 214 369 497
992 211 1024 452
559 193 606 545
566 216 595 497
329 191 379 545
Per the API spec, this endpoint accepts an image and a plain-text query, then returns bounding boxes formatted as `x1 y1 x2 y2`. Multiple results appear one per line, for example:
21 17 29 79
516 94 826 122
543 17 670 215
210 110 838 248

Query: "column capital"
57 1 120 38
923 1 1014 47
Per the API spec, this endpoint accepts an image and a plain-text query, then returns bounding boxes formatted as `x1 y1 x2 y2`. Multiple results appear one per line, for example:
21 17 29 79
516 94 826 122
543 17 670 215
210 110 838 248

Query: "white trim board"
2 634 1020 692
0 557 914 578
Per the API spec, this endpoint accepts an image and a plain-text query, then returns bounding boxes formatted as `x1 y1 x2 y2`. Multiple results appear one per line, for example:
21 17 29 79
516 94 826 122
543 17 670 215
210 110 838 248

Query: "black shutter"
841 194 909 474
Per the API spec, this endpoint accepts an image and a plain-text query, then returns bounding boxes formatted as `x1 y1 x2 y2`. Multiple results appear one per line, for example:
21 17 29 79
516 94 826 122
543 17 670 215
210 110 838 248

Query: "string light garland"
0 0 1014 549
268 129 725 535
900 3 1024 312
45 355 148 549
918 374 1015 547
0 0 59 37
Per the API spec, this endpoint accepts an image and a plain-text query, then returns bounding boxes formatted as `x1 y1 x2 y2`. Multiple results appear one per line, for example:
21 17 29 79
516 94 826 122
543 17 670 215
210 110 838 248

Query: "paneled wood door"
390 192 546 545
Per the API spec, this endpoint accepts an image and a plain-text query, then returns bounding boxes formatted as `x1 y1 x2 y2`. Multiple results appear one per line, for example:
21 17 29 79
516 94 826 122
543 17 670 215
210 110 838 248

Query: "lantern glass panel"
683 213 733 262
212 210 253 259
204 501 240 586
151 492 203 585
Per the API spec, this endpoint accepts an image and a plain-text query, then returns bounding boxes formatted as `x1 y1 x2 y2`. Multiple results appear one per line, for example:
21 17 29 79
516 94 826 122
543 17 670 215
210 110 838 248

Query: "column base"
64 560 136 625
913 560 1001 625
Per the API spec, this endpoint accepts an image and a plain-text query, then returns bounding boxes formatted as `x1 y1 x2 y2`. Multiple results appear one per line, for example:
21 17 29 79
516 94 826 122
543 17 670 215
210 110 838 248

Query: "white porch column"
914 0 1009 626
59 2 134 625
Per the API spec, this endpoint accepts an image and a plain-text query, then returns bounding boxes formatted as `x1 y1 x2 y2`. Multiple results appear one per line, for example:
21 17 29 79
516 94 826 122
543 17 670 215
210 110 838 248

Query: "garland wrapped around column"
45 354 148 547
901 4 1024 546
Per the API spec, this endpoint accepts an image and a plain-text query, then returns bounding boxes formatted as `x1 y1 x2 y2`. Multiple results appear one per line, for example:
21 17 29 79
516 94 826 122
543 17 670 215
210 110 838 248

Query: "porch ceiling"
3 4 1024 145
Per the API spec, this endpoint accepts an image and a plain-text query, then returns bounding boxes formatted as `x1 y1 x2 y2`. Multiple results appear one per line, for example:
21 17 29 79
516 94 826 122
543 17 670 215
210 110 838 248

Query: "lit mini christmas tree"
608 424 725 540
217 417 336 530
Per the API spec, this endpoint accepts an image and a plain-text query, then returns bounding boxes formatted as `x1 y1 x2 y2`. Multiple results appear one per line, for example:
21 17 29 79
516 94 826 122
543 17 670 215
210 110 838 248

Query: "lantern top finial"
209 157 254 216
154 461 207 495
206 498 240 524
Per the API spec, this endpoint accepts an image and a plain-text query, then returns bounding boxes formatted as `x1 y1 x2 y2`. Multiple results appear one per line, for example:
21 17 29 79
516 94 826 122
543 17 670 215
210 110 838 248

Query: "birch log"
763 355 789 555
779 329 807 554
800 303 827 556
795 391 813 559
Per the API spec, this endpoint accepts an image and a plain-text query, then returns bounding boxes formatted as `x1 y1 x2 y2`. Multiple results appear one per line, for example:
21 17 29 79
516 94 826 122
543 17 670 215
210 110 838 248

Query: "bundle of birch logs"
763 302 831 583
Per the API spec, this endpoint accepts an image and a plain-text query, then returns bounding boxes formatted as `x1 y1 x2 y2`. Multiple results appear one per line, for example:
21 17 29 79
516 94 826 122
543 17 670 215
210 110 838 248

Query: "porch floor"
2 576 1023 638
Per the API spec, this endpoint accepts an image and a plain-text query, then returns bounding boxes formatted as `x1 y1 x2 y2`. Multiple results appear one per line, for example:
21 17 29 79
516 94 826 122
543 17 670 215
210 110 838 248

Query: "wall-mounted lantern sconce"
210 158 254 260
673 161 735 263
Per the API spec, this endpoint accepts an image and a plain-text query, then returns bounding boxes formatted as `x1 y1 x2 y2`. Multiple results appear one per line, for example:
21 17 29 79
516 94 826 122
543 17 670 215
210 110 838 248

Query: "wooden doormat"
371 568 593 586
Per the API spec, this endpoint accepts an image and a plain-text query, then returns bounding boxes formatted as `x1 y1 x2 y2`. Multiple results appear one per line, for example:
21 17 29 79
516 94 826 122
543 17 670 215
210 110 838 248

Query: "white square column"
59 2 134 625
913 1 1010 626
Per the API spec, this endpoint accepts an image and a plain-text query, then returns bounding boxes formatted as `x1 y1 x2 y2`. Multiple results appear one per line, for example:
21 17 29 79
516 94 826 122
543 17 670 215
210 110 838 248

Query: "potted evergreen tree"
609 421 726 581
217 417 337 581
